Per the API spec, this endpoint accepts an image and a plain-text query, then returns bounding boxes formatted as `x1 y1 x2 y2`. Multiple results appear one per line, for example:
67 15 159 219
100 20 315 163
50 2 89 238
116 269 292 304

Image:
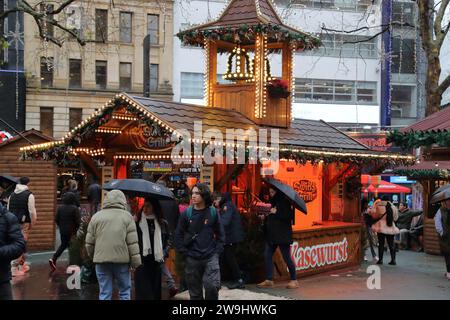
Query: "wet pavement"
9 249 450 300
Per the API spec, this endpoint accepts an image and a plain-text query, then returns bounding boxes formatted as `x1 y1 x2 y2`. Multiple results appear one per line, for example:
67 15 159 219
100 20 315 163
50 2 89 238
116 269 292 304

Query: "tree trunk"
426 53 442 116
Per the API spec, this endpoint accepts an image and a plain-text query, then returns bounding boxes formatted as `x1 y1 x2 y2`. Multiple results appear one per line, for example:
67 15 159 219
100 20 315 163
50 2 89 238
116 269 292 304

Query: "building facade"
24 0 174 139
174 0 382 127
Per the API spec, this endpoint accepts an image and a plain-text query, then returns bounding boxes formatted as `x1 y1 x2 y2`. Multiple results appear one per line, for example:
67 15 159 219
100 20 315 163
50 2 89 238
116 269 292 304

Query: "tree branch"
438 73 450 95
434 0 450 46
50 0 77 15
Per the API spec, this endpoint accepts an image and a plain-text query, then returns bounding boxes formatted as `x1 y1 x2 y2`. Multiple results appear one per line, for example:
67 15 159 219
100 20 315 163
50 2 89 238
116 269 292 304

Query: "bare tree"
416 0 450 115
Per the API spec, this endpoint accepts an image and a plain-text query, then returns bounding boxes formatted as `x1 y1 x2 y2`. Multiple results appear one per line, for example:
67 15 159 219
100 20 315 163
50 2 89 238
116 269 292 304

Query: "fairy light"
262 36 268 118
291 42 296 124
95 128 122 134
255 35 261 118
112 114 138 121
204 39 210 106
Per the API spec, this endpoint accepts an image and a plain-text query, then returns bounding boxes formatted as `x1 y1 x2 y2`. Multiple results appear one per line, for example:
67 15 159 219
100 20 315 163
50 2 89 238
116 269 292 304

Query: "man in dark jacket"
0 203 26 300
175 183 225 300
216 192 245 289
49 192 81 271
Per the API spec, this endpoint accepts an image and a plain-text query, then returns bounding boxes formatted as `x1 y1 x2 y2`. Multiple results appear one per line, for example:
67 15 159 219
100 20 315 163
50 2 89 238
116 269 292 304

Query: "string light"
95 128 122 134
112 114 138 121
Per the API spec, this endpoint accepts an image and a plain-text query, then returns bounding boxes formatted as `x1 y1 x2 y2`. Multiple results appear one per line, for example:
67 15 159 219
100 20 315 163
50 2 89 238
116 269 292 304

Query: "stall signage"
290 238 349 271
130 124 175 152
143 161 172 172
293 180 318 203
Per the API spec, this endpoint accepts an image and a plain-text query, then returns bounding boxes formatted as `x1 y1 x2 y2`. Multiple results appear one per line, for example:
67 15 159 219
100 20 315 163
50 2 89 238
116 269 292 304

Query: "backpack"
185 206 217 220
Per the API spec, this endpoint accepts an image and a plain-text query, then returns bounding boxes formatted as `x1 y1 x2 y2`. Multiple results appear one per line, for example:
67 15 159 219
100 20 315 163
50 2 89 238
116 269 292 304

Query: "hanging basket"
267 86 290 99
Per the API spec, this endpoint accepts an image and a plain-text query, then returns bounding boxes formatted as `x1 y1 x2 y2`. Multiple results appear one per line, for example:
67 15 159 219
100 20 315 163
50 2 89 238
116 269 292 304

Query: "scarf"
139 214 164 263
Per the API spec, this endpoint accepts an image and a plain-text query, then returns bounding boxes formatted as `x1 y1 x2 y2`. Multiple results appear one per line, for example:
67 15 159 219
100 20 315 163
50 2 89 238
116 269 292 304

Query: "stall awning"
366 180 411 194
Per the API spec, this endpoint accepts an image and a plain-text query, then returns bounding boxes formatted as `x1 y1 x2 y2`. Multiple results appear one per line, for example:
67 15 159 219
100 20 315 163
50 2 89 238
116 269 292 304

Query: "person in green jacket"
85 190 142 300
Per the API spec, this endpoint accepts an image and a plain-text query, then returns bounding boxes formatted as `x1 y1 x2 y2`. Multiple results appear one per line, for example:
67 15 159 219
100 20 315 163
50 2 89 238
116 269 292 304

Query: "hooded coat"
55 192 81 236
85 190 141 268
0 203 26 283
219 192 245 244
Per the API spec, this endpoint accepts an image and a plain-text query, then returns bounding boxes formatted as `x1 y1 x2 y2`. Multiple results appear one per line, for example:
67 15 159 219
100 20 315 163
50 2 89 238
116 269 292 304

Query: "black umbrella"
263 178 307 215
103 179 175 200
0 174 18 186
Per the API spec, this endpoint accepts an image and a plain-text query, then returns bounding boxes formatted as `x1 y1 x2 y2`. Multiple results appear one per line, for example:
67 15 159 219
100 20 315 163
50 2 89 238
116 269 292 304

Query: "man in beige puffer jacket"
85 189 141 300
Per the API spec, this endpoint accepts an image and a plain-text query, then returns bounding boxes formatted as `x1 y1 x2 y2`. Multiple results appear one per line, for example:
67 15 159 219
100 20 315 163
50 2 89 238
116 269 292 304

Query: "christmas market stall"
20 0 414 280
388 106 450 255
0 129 57 251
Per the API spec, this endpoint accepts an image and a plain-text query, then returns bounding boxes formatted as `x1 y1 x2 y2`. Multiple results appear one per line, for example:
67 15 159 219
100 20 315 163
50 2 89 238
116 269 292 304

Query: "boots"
227 279 245 290
377 244 384 264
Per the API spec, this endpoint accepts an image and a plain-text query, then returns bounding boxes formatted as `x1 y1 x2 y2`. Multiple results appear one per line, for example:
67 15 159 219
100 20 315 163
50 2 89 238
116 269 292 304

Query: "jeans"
161 263 176 289
264 243 297 281
12 223 30 267
95 263 131 300
0 282 13 300
185 254 220 300
53 233 71 262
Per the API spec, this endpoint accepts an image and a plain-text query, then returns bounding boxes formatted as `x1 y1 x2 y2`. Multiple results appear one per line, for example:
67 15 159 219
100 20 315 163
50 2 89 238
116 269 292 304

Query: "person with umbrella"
433 189 450 281
256 186 299 289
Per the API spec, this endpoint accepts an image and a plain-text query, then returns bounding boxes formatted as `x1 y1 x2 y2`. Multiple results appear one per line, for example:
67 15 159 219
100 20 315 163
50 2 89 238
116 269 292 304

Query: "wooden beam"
214 164 245 191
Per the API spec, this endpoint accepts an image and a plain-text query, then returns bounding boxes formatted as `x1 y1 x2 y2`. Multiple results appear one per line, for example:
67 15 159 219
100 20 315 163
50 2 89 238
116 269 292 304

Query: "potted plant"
267 79 290 99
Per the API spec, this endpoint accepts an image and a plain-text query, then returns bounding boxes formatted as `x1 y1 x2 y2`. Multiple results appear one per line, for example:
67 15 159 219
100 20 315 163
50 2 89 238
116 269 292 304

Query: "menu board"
200 166 214 192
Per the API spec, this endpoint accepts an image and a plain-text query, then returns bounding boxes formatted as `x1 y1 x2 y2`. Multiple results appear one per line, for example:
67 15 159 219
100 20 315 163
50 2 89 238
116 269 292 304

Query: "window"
147 14 159 45
393 2 416 26
95 60 107 89
150 64 158 92
391 85 416 118
40 107 54 137
311 34 377 58
120 12 132 43
119 62 132 91
40 4 54 38
40 57 53 87
290 0 372 11
392 38 416 74
69 108 82 131
294 78 377 104
69 59 82 88
181 72 204 99
95 9 108 42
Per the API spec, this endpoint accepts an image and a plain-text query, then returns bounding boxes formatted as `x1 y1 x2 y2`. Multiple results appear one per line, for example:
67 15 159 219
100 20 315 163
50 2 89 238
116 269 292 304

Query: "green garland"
177 23 321 51
394 169 450 180
278 149 414 167
387 129 450 150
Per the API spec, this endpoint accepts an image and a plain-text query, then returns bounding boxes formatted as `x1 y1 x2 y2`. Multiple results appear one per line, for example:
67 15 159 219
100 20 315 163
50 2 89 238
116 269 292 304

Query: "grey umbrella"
263 177 307 215
430 187 450 204
103 179 175 200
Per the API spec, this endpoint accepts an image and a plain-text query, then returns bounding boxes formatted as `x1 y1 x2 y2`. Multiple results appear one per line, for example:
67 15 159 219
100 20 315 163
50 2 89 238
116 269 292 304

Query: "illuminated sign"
290 238 349 271
293 180 318 203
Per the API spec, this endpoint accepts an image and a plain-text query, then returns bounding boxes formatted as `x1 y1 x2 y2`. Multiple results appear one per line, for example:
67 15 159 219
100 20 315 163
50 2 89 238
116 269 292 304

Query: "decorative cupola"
177 0 320 128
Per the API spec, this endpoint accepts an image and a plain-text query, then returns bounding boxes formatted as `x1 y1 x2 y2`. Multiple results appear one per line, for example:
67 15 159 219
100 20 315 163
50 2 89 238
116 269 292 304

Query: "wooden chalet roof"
130 95 368 151
400 106 450 133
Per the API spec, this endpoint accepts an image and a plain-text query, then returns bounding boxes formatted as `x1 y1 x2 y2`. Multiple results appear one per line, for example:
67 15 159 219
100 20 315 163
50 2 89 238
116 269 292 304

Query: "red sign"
290 238 349 271
293 180 318 203
348 133 392 151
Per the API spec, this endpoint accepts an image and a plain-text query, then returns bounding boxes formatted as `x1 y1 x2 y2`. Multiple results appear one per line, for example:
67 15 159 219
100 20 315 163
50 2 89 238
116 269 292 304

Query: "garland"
278 149 414 167
387 130 450 150
393 169 450 180
177 23 321 51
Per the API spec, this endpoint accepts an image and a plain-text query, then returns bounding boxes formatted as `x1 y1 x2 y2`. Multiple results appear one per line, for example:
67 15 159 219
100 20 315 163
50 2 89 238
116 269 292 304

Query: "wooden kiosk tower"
177 0 321 128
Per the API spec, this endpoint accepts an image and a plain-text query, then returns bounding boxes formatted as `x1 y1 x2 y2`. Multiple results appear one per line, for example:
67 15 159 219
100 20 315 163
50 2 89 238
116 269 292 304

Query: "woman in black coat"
135 197 172 300
257 187 298 289
49 192 81 271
